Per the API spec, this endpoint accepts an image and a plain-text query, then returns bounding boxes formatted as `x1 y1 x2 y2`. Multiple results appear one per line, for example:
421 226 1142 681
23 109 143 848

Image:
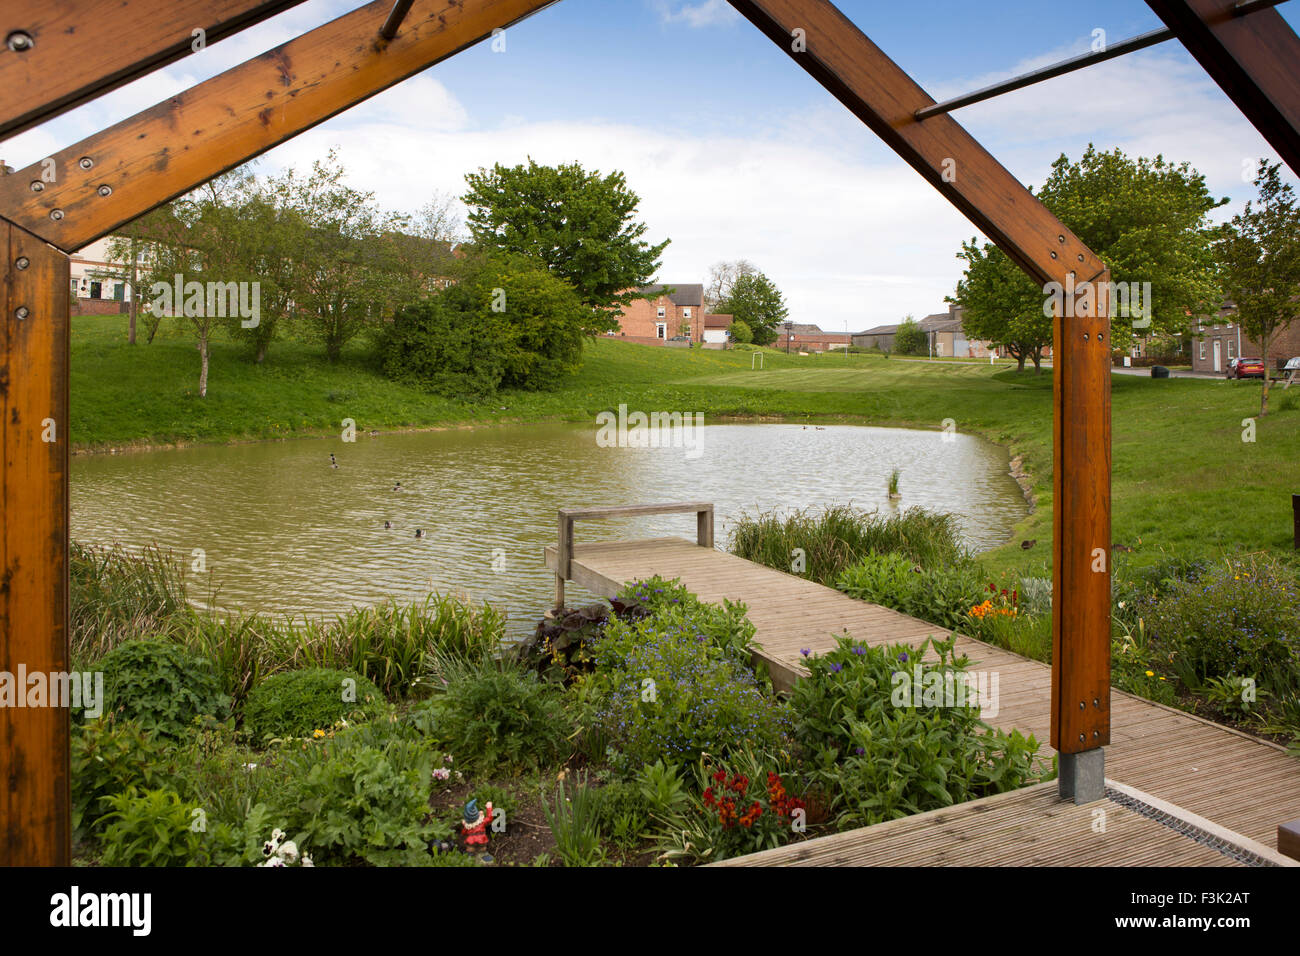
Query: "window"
70 279 79 297
656 306 666 319
113 282 125 301
683 308 692 318
89 281 102 299
1198 341 1206 361
1227 339 1236 360
655 323 666 339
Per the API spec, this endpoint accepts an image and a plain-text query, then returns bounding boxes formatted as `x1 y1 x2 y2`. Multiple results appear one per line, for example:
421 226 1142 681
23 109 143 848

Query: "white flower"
279 841 300 863
301 855 314 867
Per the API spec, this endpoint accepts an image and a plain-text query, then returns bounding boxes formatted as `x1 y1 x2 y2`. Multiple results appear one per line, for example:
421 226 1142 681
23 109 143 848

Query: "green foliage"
893 316 927 356
1203 675 1270 720
636 758 690 820
95 640 228 740
514 603 610 685
70 542 192 662
1216 160 1300 416
836 552 987 630
462 158 668 335
592 606 788 766
420 663 573 773
99 788 210 866
727 319 753 344
383 253 588 398
71 716 184 844
730 505 966 587
242 667 387 741
541 775 605 867
590 780 651 848
716 271 788 346
278 728 447 866
1144 554 1300 691
791 636 1052 828
614 576 760 676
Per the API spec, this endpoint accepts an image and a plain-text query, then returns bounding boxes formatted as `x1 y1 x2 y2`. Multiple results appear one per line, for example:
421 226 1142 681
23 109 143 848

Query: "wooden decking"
543 535 1300 862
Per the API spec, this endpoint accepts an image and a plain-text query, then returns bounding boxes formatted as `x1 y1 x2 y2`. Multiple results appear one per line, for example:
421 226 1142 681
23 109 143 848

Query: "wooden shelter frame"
1 0 1296 864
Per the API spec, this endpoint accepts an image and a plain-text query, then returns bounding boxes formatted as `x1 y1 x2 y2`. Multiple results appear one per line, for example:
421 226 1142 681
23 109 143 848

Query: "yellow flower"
313 729 326 738
1144 670 1154 677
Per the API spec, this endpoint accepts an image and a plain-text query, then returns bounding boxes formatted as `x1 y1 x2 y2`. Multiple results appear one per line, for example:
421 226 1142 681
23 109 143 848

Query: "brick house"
702 313 733 345
70 237 133 316
611 283 705 344
774 323 851 352
851 304 1001 357
1190 302 1300 374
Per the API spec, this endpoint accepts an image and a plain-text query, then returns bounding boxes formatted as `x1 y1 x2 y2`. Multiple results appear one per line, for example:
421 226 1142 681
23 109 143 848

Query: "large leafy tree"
461 159 668 335
717 271 788 346
894 315 927 355
953 145 1224 370
1216 160 1300 416
704 258 759 314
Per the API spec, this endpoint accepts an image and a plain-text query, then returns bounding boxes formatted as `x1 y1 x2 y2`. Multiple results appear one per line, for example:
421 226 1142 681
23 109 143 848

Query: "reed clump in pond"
70 542 505 705
728 504 966 586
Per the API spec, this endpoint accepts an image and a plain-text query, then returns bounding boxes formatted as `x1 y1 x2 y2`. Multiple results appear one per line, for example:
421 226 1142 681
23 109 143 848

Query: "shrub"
242 667 387 741
94 640 228 739
730 505 966 586
514 602 610 684
836 552 986 630
421 663 573 773
614 577 760 676
99 787 211 866
728 319 753 344
791 635 1052 828
894 317 927 355
590 780 651 848
71 716 184 844
592 613 789 766
278 729 447 866
1144 554 1300 690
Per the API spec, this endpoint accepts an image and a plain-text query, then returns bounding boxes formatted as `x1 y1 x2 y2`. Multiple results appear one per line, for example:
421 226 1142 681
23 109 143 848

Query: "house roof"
704 313 733 329
785 323 825 334
858 324 899 336
641 283 703 307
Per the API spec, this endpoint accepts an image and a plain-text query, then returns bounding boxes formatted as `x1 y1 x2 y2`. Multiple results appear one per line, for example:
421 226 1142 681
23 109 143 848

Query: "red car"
1226 357 1265 379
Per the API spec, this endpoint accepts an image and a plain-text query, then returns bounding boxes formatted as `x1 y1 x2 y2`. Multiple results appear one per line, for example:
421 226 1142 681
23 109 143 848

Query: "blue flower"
898 651 909 662
800 648 811 657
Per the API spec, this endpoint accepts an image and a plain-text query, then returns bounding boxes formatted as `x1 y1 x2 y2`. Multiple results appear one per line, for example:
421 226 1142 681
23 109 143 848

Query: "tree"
953 145 1225 371
728 319 753 344
461 159 668 335
717 271 788 346
704 259 758 314
894 315 927 355
1216 160 1300 416
382 252 587 398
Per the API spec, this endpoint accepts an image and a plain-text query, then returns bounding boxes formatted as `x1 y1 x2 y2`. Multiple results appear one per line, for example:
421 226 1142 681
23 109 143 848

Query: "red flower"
712 770 727 784
702 787 715 806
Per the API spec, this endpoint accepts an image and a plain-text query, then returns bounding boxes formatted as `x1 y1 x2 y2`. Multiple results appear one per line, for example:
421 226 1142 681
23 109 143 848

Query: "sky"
5 0 1298 332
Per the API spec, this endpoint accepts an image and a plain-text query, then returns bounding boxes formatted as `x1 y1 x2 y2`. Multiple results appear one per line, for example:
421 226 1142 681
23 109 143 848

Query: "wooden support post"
697 505 714 550
555 512 573 611
1280 818 1300 861
1051 271 1113 776
1146 0 1300 174
0 219 71 866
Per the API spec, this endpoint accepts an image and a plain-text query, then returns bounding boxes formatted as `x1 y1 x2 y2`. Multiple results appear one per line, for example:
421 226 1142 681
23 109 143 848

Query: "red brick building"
611 283 704 344
775 323 851 352
1190 302 1300 375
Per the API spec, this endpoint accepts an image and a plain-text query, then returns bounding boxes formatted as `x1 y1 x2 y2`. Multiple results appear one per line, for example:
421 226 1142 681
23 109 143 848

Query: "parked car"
1226 357 1265 379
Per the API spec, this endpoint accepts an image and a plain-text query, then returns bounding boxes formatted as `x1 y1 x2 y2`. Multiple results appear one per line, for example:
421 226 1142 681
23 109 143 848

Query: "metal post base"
1058 748 1105 804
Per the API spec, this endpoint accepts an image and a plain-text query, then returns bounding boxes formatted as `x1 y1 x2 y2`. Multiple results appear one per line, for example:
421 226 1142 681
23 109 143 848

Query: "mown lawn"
72 315 1299 578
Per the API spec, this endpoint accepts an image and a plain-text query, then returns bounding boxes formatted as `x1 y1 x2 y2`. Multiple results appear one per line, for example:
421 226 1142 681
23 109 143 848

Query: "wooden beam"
725 0 1106 287
1051 272 1113 754
1146 0 1300 173
729 0 1113 757
0 218 71 866
0 0 557 252
0 0 309 141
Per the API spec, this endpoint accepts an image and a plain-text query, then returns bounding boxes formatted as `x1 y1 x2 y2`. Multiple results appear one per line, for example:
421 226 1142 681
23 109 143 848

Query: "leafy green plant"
94 639 229 739
242 667 387 741
70 543 195 662
791 635 1053 828
279 729 447 866
98 787 211 866
514 603 610 684
71 716 184 844
836 552 986 630
422 662 573 773
1203 674 1270 719
541 775 605 867
637 758 689 820
591 780 651 849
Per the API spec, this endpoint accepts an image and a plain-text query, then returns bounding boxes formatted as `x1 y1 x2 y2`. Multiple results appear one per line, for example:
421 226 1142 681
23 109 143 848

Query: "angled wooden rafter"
727 0 1114 759
1146 0 1300 173
0 0 556 253
0 0 310 142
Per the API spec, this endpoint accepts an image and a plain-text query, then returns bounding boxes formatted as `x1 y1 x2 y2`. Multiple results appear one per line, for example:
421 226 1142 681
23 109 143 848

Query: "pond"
71 422 1029 636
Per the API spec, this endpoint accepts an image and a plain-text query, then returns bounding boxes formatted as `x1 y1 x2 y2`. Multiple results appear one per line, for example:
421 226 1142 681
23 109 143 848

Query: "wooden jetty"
543 505 1300 865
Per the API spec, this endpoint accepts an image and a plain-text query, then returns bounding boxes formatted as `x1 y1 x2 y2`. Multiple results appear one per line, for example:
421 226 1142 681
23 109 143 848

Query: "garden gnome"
462 799 493 852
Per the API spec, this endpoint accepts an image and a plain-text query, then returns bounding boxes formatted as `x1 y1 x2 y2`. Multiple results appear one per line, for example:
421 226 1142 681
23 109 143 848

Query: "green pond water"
70 422 1029 636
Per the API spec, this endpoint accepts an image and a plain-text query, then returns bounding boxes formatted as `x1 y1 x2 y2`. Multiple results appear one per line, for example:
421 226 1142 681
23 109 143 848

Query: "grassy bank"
72 315 1299 578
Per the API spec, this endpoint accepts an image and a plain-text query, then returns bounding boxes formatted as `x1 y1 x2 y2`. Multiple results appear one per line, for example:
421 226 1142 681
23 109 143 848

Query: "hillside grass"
71 315 1300 579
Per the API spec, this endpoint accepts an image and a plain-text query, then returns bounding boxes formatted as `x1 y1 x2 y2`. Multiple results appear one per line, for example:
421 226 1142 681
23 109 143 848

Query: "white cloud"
655 0 740 29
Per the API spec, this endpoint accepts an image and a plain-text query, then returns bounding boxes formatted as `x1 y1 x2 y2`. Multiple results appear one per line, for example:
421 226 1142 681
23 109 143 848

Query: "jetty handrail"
554 502 714 608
